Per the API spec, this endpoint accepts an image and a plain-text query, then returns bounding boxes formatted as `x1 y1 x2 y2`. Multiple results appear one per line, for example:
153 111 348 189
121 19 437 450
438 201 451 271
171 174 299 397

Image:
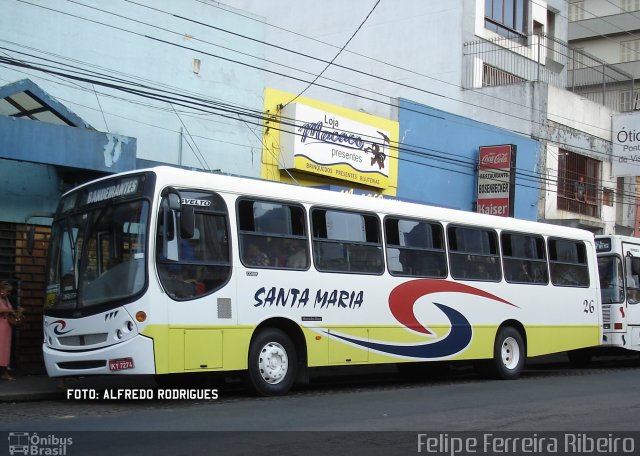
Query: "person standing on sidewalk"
0 280 17 381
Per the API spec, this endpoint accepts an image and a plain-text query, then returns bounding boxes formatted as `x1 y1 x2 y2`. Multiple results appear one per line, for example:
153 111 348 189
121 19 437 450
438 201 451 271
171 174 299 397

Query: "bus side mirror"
180 205 195 239
166 193 181 210
631 257 640 276
161 187 181 210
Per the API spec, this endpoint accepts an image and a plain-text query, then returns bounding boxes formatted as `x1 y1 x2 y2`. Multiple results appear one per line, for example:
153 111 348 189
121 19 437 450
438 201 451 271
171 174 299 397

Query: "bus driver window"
156 190 231 300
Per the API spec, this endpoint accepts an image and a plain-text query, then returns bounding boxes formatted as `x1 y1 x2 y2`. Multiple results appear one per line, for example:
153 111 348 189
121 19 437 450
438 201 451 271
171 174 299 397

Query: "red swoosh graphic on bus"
389 279 517 335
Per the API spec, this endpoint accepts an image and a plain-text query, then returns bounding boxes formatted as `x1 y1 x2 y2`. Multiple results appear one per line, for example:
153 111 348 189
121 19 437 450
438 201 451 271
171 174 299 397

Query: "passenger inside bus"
282 238 307 269
244 242 270 267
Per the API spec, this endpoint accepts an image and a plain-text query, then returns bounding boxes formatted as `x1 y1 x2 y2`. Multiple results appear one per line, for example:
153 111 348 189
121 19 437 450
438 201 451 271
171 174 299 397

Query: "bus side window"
447 226 501 281
157 191 231 300
502 232 548 285
385 217 447 278
312 208 383 274
238 199 309 270
549 239 589 287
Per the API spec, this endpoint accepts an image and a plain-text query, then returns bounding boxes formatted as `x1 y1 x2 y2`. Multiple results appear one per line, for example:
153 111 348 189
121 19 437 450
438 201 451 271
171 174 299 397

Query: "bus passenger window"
501 232 548 285
447 226 501 281
237 199 309 270
549 239 589 287
385 217 446 278
312 209 383 274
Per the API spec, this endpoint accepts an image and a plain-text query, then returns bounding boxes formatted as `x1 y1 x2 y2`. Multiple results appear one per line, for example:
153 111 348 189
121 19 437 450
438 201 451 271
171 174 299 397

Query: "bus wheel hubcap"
259 342 288 384
501 337 520 370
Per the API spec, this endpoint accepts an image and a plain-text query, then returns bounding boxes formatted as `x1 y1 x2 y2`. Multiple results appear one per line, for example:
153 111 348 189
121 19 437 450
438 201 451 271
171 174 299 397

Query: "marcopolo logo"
8 432 73 455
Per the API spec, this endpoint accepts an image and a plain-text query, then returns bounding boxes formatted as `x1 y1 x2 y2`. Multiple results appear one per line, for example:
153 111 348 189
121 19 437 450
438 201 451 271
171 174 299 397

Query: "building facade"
568 0 640 233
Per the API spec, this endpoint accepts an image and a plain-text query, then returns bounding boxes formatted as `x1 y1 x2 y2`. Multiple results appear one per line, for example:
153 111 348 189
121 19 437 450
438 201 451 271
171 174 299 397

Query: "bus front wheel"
247 328 297 396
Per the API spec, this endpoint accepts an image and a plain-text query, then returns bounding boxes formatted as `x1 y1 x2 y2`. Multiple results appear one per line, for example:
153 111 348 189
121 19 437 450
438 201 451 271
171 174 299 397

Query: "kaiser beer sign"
476 145 516 217
279 103 392 189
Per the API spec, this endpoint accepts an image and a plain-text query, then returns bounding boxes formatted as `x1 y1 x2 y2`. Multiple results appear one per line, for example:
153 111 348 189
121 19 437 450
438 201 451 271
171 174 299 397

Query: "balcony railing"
463 33 636 112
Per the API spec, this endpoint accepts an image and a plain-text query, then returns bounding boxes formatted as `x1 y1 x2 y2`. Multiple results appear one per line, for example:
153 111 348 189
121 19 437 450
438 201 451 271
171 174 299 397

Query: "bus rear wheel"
247 328 297 396
477 326 525 380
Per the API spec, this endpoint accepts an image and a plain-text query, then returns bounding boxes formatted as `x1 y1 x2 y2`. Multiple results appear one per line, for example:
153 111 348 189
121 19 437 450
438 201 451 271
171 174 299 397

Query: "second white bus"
596 235 640 352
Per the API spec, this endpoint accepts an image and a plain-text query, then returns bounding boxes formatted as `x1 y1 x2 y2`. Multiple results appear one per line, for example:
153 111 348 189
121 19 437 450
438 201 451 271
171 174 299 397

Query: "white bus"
595 235 640 352
42 166 601 395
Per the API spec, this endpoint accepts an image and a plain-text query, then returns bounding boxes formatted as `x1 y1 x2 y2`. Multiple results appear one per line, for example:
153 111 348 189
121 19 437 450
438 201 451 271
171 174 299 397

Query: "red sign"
476 145 516 217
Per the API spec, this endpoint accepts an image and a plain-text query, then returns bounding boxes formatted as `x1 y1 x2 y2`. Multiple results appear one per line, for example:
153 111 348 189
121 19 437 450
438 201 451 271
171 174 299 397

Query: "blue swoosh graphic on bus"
325 303 471 359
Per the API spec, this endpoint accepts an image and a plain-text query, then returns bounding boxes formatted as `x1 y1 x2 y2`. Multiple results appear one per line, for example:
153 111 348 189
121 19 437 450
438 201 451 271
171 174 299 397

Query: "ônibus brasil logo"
324 279 517 359
8 432 73 455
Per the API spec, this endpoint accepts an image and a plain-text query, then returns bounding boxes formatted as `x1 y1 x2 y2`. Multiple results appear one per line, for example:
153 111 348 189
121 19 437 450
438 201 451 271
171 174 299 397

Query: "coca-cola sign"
480 153 509 165
476 145 516 217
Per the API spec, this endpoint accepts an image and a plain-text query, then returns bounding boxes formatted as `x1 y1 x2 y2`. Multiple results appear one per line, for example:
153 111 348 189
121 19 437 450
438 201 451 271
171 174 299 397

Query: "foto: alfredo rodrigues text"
66 388 219 400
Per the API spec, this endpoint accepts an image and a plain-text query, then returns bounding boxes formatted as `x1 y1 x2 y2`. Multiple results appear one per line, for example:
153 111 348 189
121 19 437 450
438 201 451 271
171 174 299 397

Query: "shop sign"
612 112 640 177
280 103 391 189
476 145 516 217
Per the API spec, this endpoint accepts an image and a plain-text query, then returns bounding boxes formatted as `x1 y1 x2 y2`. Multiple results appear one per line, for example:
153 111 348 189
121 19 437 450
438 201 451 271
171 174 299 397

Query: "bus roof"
70 166 595 242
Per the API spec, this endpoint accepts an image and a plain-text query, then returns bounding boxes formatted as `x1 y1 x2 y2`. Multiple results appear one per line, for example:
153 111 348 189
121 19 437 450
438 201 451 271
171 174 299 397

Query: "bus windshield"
597 256 624 304
45 199 149 311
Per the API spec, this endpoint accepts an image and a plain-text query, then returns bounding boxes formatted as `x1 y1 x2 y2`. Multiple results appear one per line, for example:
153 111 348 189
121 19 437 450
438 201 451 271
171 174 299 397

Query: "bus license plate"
109 357 135 371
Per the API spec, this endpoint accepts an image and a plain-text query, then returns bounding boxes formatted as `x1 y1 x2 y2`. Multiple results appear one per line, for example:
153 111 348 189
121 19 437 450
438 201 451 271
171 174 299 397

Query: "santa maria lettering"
254 287 364 309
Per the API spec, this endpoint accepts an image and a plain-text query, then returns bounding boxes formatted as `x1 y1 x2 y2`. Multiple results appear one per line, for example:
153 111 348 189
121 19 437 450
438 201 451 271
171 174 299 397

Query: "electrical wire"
2 0 636 208
282 0 381 108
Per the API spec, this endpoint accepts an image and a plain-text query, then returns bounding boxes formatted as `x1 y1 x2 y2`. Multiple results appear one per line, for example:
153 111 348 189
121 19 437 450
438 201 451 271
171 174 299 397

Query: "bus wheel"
477 327 525 380
247 328 297 396
494 327 525 379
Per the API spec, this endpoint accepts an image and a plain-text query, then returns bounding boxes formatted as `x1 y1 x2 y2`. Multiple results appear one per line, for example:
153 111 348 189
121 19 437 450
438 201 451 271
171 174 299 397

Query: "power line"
196 0 618 137
0 41 624 195
121 0 612 135
2 51 638 211
170 103 210 171
11 0 627 167
283 0 381 108
0 31 635 205
2 2 638 207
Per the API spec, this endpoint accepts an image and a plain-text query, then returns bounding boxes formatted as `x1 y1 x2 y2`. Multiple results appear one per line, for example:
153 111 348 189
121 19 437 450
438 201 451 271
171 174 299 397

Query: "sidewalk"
0 374 64 402
0 373 158 402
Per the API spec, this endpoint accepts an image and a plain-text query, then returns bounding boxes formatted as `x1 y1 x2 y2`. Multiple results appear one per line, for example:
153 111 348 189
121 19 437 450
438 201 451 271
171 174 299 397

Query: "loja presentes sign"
476 144 516 217
279 103 392 189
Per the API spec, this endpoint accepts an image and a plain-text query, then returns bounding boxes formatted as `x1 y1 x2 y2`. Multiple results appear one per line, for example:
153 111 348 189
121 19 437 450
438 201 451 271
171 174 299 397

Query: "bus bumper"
43 335 156 377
